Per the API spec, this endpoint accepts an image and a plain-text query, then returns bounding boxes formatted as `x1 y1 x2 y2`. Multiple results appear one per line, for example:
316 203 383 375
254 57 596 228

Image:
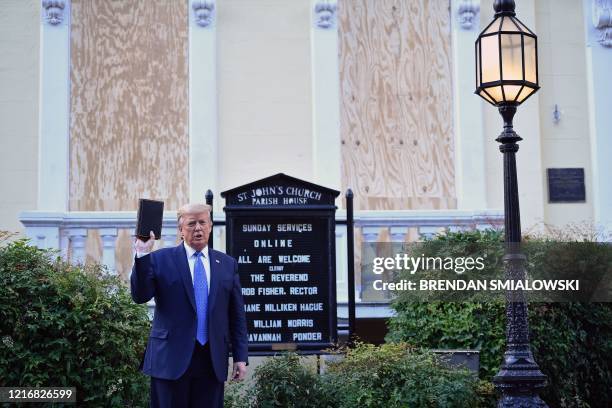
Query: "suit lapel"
175 244 196 313
207 249 220 313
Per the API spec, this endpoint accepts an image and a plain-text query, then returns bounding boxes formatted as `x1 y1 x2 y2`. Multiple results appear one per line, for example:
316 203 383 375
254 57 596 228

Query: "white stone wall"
537 0 594 230
481 0 546 233
583 0 612 233
216 0 314 193
0 0 39 234
480 0 596 233
0 0 609 237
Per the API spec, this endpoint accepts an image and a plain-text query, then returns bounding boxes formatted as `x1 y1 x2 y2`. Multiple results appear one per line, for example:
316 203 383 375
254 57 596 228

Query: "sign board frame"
221 173 340 353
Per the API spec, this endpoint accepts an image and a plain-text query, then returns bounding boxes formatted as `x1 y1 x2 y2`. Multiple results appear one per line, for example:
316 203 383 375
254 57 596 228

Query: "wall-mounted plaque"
547 168 586 203
221 173 340 352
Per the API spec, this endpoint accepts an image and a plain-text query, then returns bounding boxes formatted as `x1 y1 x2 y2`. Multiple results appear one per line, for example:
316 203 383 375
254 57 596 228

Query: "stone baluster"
68 228 87 264
361 226 381 243
99 228 118 274
213 227 224 251
162 228 177 248
24 226 60 250
417 226 440 241
448 225 462 233
335 226 348 302
389 226 408 242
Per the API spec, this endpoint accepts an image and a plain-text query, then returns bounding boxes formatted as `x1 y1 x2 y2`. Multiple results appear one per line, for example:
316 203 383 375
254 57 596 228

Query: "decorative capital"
457 0 480 30
593 0 612 47
42 0 66 26
314 0 337 30
192 0 215 28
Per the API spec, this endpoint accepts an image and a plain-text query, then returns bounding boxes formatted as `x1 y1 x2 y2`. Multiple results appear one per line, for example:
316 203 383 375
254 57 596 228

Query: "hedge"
225 344 488 408
386 229 612 407
0 239 150 406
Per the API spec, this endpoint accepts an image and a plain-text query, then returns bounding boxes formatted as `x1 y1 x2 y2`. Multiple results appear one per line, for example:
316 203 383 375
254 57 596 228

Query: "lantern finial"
493 0 515 16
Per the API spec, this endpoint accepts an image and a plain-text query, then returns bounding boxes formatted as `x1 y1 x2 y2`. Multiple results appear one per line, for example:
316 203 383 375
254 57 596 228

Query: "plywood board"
69 0 189 212
339 0 456 210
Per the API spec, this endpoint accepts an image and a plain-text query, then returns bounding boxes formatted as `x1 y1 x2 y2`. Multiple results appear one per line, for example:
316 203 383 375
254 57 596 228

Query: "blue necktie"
193 251 208 345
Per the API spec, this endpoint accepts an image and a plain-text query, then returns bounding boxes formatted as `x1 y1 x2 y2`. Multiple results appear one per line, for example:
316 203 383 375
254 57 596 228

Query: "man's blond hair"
177 203 212 228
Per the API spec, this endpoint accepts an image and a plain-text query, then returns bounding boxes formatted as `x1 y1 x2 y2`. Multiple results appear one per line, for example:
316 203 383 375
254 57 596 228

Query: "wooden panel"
69 0 189 212
339 0 456 210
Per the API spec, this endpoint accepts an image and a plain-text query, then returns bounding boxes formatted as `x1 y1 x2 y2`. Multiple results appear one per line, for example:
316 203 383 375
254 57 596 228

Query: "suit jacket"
130 243 248 382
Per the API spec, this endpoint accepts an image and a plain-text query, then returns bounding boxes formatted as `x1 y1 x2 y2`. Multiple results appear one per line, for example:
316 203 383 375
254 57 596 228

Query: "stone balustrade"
19 209 503 313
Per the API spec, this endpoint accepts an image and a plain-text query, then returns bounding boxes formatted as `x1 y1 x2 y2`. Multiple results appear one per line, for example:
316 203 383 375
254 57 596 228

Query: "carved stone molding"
42 0 66 26
593 0 612 47
314 0 337 29
192 0 215 28
457 0 479 30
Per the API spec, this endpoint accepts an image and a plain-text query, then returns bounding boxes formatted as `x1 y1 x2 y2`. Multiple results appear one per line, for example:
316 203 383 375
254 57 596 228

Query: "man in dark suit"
131 203 248 407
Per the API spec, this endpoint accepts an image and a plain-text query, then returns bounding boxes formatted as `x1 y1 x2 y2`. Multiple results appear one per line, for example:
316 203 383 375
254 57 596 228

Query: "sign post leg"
346 189 356 345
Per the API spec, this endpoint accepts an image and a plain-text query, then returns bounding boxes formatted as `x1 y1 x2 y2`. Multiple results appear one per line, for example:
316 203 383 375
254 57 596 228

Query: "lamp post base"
493 236 547 408
493 291 548 407
495 394 547 408
494 355 548 407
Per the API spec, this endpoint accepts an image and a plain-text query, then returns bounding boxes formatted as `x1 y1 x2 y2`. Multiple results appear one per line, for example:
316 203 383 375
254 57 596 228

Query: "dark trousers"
150 342 224 408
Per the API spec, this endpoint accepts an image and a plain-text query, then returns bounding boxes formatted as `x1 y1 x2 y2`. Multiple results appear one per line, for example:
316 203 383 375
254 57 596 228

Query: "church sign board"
221 174 340 352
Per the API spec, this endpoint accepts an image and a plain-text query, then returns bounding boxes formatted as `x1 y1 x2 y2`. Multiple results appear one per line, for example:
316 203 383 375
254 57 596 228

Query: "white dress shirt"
183 242 211 294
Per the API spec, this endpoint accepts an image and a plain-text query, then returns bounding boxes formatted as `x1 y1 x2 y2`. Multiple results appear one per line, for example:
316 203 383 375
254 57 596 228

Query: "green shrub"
225 378 256 408
323 343 479 408
225 344 482 408
387 301 506 379
0 240 150 407
529 303 612 407
386 229 612 407
251 353 327 408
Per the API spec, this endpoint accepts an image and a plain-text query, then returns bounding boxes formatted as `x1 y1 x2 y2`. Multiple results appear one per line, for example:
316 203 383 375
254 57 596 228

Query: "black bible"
136 199 164 241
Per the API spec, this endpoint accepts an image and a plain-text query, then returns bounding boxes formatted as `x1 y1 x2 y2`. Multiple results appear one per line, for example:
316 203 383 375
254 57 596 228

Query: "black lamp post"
475 0 548 406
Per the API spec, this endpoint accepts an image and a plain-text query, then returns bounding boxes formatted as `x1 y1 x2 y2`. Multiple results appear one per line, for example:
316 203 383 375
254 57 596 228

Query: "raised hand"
134 231 156 255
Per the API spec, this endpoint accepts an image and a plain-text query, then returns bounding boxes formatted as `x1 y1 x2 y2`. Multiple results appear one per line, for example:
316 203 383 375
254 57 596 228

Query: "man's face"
179 211 212 251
